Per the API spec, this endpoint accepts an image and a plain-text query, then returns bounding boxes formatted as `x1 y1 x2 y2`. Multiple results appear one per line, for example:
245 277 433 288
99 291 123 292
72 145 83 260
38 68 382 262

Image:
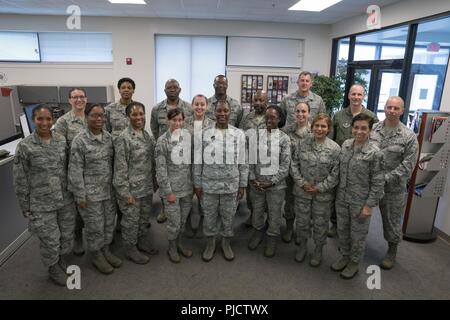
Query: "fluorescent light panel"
288 0 342 12
108 0 146 4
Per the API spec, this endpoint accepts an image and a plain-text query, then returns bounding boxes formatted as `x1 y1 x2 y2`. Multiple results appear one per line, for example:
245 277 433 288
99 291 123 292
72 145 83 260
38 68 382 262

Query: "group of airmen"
12 71 418 287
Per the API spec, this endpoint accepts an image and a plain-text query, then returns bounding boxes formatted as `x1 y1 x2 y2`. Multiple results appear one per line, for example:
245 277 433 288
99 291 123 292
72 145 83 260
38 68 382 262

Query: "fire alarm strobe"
126 58 132 65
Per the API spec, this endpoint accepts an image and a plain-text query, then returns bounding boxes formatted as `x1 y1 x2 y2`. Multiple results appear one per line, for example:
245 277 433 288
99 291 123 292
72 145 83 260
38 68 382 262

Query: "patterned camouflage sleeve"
315 148 340 193
150 135 157 189
237 130 249 187
269 134 291 185
53 116 67 138
150 107 159 139
386 134 419 184
318 97 326 114
366 150 385 208
113 135 131 199
155 139 172 197
279 98 288 121
289 146 306 188
12 144 31 213
68 138 87 203
236 105 244 129
238 114 247 130
105 107 112 133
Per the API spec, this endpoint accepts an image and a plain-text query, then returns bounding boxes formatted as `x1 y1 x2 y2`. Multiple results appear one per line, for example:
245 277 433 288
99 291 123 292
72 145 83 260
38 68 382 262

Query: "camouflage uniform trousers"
28 202 77 267
294 196 331 246
164 195 193 241
78 199 117 252
202 192 239 238
335 199 371 263
284 176 295 221
250 186 285 236
379 192 405 244
118 195 153 245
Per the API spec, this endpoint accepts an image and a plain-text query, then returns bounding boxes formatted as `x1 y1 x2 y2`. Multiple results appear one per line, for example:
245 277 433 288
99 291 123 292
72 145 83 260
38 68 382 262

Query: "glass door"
373 69 402 121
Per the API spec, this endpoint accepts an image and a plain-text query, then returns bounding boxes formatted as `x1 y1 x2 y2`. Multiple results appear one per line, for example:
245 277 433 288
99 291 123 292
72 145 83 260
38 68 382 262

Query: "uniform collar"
161 99 184 110
377 120 403 137
85 128 106 142
31 131 53 145
210 95 232 104
295 91 313 101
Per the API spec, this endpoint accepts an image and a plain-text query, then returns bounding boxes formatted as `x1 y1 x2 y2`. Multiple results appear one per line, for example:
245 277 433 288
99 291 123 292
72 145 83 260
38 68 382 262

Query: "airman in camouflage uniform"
53 88 88 256
290 115 340 267
370 96 419 270
248 106 290 257
332 133 385 279
155 125 193 263
151 79 191 224
13 105 76 286
114 124 157 264
69 105 122 274
206 75 243 127
194 101 248 262
279 71 326 128
239 90 268 227
281 101 311 243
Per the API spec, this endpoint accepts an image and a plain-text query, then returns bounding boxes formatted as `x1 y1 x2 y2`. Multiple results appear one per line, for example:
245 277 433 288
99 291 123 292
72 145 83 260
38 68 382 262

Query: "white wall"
0 14 331 128
332 0 450 236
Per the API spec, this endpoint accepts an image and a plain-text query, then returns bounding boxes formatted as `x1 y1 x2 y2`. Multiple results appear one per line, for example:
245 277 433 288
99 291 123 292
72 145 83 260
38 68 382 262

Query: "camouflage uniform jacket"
239 111 266 131
206 95 243 127
155 130 193 198
113 126 156 200
332 106 379 146
337 138 385 207
150 99 192 139
282 123 311 150
249 129 291 190
183 116 215 135
105 100 129 138
193 125 248 194
68 129 114 203
53 110 87 148
280 91 326 128
290 134 340 201
370 121 419 193
13 132 73 213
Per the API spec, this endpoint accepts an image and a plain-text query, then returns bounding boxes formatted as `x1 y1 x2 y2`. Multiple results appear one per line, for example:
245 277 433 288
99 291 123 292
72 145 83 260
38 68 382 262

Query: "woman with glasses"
68 104 121 275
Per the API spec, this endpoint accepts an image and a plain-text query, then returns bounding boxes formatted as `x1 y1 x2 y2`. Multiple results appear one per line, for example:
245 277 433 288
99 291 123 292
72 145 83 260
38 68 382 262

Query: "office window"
39 32 113 63
0 31 40 62
155 35 226 103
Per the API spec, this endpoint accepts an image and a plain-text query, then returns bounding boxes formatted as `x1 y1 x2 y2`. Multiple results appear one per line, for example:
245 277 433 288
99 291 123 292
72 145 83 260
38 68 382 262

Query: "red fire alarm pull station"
126 58 132 65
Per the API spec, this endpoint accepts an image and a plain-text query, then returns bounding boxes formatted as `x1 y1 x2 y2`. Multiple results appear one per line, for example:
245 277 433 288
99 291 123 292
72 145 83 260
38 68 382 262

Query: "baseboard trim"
0 230 31 267
436 227 450 245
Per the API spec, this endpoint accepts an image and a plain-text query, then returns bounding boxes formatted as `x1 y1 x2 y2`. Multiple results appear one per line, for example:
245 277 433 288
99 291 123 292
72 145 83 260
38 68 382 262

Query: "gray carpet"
1 195 450 300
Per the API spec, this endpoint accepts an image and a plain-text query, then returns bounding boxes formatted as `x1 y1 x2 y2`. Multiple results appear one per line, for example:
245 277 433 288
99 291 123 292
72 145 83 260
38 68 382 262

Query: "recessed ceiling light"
108 0 147 4
288 0 342 12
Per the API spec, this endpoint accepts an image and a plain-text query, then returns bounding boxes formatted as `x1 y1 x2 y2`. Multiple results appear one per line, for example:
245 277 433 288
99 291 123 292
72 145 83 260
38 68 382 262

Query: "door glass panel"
409 74 438 112
354 68 371 106
376 71 402 121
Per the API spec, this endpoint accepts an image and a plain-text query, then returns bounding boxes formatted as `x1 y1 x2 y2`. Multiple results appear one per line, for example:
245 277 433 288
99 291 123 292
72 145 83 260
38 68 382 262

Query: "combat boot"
264 236 277 258
244 213 252 228
380 242 398 270
202 237 216 262
91 250 114 274
309 245 323 267
248 228 264 250
331 255 350 272
340 261 359 279
177 236 193 258
327 223 337 238
101 245 122 268
282 219 294 243
58 254 69 274
222 237 235 261
72 229 84 256
184 214 195 238
157 211 167 223
125 244 149 264
167 240 180 263
138 235 159 255
295 237 307 262
48 263 67 286
195 216 205 238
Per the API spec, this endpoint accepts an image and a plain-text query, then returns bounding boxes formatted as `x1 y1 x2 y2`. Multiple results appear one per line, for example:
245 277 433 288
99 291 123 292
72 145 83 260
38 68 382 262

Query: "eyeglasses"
88 113 105 119
70 96 86 100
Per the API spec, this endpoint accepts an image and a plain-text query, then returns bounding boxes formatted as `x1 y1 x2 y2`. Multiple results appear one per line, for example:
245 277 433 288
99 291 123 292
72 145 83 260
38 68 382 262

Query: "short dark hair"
299 71 313 81
117 77 136 90
126 101 145 117
352 113 375 129
295 101 310 112
32 104 53 120
214 99 230 110
167 107 185 120
68 87 86 98
85 103 104 116
266 105 285 128
192 94 208 106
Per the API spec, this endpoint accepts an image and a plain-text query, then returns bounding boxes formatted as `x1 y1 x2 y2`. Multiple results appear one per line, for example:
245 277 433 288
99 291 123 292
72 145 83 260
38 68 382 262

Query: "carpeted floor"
1 195 449 300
